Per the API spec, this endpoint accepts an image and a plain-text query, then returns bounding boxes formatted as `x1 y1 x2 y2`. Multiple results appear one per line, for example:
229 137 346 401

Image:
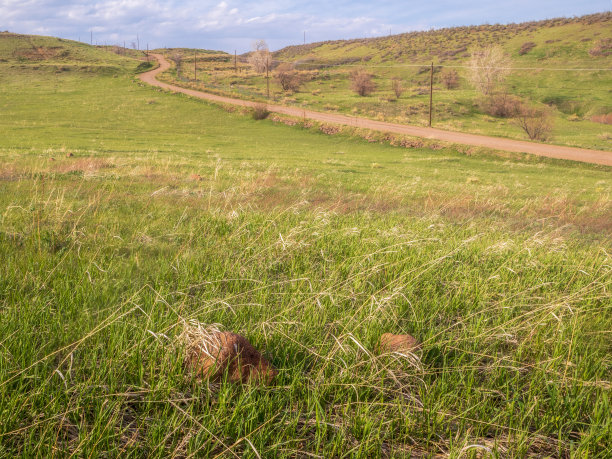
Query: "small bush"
274 64 302 92
514 105 553 141
518 42 536 55
481 93 522 118
391 77 404 99
251 103 270 120
350 69 376 96
440 69 459 89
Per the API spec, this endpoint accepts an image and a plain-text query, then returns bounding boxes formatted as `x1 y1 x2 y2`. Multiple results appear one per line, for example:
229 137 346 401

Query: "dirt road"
139 54 612 166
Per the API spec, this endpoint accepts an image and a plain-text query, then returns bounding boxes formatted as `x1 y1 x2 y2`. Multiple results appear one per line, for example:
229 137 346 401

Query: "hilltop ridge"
273 12 612 66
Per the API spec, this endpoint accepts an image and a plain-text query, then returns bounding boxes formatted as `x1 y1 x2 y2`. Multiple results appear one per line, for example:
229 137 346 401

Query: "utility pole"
429 62 433 127
303 31 306 45
137 34 140 50
266 64 270 99
234 50 237 73
194 51 197 81
90 31 93 45
146 43 149 62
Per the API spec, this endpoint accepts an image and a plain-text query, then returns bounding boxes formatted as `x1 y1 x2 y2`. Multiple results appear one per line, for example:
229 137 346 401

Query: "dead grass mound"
377 333 419 354
180 322 277 385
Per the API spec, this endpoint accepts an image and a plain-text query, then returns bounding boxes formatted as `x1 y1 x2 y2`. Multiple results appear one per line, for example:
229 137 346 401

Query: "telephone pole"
234 50 237 73
429 62 434 127
194 51 197 81
266 64 270 99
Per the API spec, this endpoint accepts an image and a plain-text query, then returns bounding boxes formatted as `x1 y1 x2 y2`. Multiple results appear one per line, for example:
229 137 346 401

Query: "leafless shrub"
391 77 404 99
350 69 376 96
274 63 302 92
440 69 459 89
514 104 553 141
170 52 183 78
248 39 272 73
481 93 522 118
518 42 536 55
468 46 511 95
252 103 270 120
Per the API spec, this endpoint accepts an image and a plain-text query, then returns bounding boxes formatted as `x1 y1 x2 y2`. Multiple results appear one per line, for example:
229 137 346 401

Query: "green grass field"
0 32 611 457
157 13 612 151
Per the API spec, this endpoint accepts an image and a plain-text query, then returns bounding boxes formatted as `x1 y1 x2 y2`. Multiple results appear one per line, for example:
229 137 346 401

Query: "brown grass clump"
180 322 277 385
518 41 536 55
588 38 612 57
591 113 612 125
251 103 270 120
51 158 113 173
377 333 419 354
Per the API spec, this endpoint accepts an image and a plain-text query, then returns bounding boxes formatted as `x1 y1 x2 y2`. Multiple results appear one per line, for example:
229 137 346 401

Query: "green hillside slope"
157 13 612 150
0 32 147 73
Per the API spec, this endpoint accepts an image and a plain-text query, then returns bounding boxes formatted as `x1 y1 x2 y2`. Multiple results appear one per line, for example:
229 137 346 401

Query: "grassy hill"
273 13 612 65
0 31 611 456
0 32 148 73
157 13 612 150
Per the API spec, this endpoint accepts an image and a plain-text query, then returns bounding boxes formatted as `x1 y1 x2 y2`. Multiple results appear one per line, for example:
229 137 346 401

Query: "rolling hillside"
273 13 612 67
156 13 612 150
0 32 147 73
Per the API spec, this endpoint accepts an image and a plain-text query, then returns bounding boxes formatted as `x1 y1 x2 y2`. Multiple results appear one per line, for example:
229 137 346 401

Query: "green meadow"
0 32 611 457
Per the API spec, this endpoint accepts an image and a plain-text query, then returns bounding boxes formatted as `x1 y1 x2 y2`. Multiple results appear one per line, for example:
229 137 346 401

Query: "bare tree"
170 52 183 78
274 63 302 92
350 69 376 96
468 46 511 95
248 39 272 73
441 69 460 89
514 104 553 141
391 77 404 99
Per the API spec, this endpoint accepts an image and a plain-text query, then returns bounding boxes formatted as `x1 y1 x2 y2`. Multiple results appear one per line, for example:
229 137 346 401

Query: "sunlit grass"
0 37 611 456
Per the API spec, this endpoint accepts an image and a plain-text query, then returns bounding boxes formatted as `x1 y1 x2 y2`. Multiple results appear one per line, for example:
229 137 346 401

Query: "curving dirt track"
139 54 612 166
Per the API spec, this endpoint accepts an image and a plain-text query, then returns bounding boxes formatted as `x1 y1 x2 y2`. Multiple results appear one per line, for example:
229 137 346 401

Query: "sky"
1 0 610 53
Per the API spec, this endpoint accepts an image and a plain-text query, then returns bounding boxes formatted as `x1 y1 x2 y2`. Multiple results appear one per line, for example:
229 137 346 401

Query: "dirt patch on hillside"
13 46 66 61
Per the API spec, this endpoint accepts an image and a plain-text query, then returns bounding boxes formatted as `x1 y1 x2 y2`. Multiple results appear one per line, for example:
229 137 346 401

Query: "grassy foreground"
0 46 611 457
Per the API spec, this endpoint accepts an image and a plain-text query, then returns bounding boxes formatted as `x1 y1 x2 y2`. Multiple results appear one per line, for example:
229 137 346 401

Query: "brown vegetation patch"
591 113 612 125
377 333 419 354
518 41 537 55
0 164 18 181
14 46 63 61
180 322 277 384
589 38 612 57
51 157 114 173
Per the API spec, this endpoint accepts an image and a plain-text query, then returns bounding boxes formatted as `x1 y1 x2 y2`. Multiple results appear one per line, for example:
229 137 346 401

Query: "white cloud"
1 0 608 52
